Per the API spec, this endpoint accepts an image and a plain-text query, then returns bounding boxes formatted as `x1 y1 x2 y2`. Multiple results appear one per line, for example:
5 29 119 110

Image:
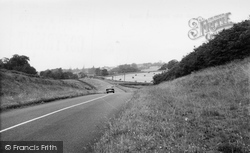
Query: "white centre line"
0 94 110 133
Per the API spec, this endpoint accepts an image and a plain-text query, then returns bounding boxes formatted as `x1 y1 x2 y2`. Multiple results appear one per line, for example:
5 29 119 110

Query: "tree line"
40 68 79 79
109 63 140 75
0 55 141 79
153 19 250 84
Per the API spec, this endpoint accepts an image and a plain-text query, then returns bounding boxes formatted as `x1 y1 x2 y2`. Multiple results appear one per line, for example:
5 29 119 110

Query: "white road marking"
0 94 110 133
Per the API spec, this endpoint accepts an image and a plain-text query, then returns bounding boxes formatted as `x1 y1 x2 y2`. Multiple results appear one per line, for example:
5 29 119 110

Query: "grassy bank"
94 57 250 153
0 69 97 111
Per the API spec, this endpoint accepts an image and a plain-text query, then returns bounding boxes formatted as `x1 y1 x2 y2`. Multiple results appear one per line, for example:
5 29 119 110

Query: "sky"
0 0 249 71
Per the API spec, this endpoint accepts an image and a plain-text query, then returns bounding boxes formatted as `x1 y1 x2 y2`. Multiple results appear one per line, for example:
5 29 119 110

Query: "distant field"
105 71 163 83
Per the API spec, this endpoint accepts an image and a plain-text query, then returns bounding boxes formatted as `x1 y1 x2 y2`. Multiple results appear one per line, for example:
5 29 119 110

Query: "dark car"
106 86 115 93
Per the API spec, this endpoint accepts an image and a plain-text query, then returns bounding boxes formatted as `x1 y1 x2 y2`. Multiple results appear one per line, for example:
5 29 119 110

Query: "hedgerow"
154 19 250 84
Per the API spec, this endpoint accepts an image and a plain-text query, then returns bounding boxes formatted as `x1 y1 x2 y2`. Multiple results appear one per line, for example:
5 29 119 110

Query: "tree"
95 68 101 76
52 68 63 79
101 69 109 76
88 66 96 75
40 70 53 78
167 60 179 70
1 54 37 74
159 63 168 70
131 63 138 69
114 64 140 73
78 72 87 78
81 66 87 73
0 59 4 68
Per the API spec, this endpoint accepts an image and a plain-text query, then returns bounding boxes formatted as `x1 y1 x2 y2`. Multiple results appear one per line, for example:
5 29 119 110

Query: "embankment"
94 57 250 152
0 69 97 111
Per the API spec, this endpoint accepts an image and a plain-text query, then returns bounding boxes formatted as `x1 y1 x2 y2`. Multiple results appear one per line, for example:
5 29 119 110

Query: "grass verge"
0 70 97 111
93 57 250 153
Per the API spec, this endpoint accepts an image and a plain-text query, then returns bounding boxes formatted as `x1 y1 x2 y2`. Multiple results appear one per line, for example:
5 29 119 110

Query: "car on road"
106 86 115 94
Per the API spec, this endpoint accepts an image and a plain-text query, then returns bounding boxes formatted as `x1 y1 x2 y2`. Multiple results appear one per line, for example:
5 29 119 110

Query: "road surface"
0 90 132 152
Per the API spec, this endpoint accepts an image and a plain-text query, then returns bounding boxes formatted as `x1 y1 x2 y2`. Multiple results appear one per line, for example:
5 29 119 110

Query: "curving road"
0 89 132 152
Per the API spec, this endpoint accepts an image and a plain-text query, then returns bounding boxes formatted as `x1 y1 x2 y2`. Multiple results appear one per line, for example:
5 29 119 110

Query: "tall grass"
94 58 250 153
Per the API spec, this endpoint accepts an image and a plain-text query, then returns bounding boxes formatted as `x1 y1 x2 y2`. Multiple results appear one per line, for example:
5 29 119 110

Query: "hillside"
0 69 97 111
94 57 250 152
154 19 250 84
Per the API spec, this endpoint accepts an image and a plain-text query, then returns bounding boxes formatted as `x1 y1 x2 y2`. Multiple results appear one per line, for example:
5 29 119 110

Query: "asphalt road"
0 91 132 152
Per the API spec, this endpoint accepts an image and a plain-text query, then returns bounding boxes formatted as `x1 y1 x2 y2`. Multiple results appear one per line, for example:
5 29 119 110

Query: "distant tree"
72 73 78 79
78 72 87 78
62 71 72 79
116 64 140 73
95 68 102 76
101 69 109 76
40 69 55 79
88 66 96 75
68 68 73 72
81 66 87 73
0 59 4 68
50 68 63 79
109 67 119 75
131 63 138 69
62 71 78 79
0 57 10 69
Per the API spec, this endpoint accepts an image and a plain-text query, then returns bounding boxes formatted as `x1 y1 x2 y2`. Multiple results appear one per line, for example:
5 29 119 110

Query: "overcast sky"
0 0 249 71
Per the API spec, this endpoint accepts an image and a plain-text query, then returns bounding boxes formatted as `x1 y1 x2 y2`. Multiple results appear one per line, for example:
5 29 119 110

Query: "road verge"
93 57 250 152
